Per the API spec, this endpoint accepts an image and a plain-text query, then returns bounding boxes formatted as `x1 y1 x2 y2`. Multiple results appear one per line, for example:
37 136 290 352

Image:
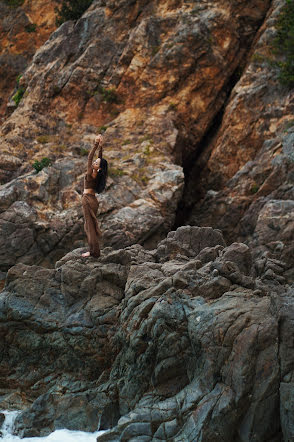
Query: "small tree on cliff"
55 0 94 26
273 0 294 87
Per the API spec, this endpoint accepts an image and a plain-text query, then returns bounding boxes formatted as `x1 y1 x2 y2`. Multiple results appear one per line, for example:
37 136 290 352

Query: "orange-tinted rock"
187 0 294 270
0 0 57 120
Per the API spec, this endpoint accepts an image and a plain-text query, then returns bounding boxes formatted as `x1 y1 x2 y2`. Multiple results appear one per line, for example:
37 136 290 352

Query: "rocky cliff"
0 0 293 440
184 0 294 277
0 0 57 122
0 226 292 441
0 0 282 274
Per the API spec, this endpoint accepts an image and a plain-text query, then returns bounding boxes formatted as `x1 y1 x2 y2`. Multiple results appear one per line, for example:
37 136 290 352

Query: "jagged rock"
0 0 292 440
187 0 294 272
0 0 274 271
0 0 56 120
155 226 226 262
0 159 184 271
0 226 290 440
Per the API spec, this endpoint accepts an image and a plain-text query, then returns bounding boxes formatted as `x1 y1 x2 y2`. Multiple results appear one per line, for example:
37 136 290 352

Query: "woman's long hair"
95 158 108 194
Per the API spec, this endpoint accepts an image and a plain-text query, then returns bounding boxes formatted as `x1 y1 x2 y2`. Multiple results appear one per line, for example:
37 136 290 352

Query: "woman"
82 134 108 258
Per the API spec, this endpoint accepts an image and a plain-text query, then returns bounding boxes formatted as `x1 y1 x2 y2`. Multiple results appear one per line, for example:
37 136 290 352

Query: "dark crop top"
84 144 103 190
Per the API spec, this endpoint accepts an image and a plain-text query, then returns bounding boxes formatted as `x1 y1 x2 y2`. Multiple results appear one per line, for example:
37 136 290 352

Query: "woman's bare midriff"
83 189 95 195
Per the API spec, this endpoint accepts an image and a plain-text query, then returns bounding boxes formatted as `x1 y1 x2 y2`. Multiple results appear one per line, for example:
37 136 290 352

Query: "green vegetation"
36 135 51 144
252 52 268 64
165 43 174 49
52 144 67 154
168 102 177 111
151 46 160 56
250 183 260 194
143 145 151 156
284 119 294 131
79 147 88 156
12 86 25 106
132 168 149 186
33 158 52 173
122 139 131 145
16 74 22 86
55 0 93 26
139 134 153 143
25 23 37 33
98 125 107 133
4 0 24 7
272 0 294 87
108 167 126 177
91 84 120 104
110 109 120 117
52 85 61 96
100 86 120 104
12 74 26 107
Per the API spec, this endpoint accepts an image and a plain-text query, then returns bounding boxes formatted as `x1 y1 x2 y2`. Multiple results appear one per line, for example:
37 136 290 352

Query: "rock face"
0 0 274 270
0 226 292 441
185 0 294 274
0 155 184 271
0 2 293 440
0 0 57 122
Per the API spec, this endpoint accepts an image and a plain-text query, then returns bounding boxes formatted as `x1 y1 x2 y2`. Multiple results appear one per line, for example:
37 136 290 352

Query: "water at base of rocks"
0 411 105 442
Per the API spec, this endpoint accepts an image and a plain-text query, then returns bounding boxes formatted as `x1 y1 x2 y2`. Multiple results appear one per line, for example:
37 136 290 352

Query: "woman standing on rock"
82 134 108 258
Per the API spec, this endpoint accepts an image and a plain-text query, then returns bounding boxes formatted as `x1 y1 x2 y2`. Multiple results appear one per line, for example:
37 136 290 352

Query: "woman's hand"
94 134 103 146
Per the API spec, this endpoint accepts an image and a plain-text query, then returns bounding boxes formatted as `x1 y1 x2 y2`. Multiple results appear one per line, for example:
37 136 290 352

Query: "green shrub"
100 86 120 104
132 169 149 186
98 125 107 133
143 145 151 156
79 147 88 156
16 74 22 86
139 134 153 143
122 139 131 145
12 87 25 106
108 167 125 177
25 23 37 33
33 158 52 173
151 46 160 56
168 102 177 111
4 0 24 7
284 119 294 131
272 0 294 87
250 183 259 194
92 84 120 104
36 135 51 144
55 0 94 26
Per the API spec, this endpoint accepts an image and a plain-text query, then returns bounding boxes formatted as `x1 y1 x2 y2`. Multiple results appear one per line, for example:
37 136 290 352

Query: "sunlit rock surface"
0 0 57 122
187 0 294 274
0 0 273 270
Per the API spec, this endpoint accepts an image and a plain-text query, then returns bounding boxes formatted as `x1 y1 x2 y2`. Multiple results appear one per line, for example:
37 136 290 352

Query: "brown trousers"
82 194 101 257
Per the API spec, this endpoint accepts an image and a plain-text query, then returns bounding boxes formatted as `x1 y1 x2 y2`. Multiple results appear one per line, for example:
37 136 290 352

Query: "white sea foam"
0 410 105 442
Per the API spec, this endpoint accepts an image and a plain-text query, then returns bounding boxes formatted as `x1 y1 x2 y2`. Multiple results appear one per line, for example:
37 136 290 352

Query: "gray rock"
0 226 290 441
0 160 184 271
155 226 226 262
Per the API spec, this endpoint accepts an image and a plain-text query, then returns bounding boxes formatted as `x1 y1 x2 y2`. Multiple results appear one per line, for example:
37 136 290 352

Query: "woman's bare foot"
82 251 90 257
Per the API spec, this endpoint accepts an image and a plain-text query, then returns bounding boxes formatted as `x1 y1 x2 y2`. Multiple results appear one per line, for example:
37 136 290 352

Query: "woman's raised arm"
86 135 103 176
87 143 98 177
